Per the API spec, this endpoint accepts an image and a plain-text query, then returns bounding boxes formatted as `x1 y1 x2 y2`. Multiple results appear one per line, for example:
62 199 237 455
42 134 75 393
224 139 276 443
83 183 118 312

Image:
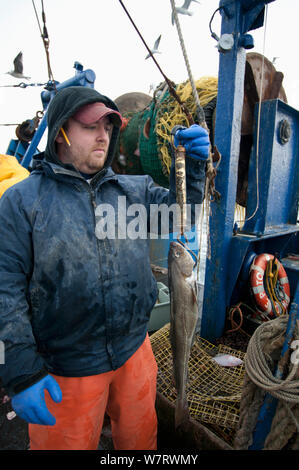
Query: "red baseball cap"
73 102 122 127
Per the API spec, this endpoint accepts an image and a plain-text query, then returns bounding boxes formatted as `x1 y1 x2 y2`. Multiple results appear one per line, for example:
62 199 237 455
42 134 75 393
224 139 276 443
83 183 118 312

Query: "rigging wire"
0 82 47 89
118 0 194 125
1 3 57 138
0 123 20 127
32 0 57 92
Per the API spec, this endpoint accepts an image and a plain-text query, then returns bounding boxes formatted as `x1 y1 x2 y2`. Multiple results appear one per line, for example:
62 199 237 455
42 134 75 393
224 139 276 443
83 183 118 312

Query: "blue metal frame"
200 0 299 450
200 0 258 341
6 63 96 169
245 100 299 233
201 0 299 342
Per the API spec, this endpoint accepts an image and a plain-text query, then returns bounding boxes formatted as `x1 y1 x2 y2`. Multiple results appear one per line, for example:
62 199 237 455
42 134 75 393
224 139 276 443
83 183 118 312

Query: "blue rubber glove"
12 374 62 425
173 124 210 161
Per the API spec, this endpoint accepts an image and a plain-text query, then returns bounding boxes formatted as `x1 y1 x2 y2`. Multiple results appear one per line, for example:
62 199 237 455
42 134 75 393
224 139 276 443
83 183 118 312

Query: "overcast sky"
0 0 298 153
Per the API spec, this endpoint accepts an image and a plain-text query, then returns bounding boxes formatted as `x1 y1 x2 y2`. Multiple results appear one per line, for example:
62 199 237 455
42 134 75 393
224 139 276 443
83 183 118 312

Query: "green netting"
119 111 145 175
139 96 170 188
118 78 218 187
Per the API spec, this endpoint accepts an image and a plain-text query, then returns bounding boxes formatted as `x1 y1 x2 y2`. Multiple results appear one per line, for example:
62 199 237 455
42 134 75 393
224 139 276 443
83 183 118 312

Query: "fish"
212 354 243 367
168 241 198 429
174 144 187 236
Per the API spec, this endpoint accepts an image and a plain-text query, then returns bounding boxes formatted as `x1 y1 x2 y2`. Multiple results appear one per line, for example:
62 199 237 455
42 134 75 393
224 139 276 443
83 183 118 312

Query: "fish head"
168 241 195 278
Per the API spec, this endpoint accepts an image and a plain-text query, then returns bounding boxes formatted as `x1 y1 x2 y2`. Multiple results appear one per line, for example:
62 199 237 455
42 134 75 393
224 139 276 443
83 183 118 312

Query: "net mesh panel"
139 93 170 187
150 323 245 444
155 77 218 179
119 111 146 175
120 77 218 188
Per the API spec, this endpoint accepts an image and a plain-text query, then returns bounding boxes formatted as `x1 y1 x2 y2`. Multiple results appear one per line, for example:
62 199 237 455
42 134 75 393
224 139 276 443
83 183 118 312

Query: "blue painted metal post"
200 0 278 342
200 1 248 341
21 113 48 169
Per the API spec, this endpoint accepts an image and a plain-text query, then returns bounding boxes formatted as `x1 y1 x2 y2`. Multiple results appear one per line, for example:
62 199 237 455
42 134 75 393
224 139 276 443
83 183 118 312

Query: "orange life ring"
250 253 290 318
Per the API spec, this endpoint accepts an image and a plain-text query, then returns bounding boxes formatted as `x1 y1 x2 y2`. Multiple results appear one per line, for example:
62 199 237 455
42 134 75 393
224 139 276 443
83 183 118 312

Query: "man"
0 86 210 450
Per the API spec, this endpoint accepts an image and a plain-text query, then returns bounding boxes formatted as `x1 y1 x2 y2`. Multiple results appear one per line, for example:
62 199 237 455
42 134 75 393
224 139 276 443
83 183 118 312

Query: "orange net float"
249 253 290 319
120 116 130 132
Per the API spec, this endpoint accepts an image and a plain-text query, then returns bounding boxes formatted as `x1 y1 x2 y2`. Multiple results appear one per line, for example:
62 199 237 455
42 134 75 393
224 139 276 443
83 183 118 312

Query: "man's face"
56 116 112 174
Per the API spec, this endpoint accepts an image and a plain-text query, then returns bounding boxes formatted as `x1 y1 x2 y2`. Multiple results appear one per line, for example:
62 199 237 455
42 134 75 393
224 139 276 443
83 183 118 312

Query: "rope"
234 316 299 449
265 257 287 317
245 319 299 401
155 77 218 175
227 303 254 337
169 0 220 202
170 0 204 123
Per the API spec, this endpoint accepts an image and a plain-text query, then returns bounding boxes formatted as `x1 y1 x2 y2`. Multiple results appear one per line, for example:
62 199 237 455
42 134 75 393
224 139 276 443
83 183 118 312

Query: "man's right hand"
12 374 62 425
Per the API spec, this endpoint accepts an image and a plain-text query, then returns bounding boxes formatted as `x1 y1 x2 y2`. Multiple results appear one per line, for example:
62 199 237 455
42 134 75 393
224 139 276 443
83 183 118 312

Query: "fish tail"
175 396 189 429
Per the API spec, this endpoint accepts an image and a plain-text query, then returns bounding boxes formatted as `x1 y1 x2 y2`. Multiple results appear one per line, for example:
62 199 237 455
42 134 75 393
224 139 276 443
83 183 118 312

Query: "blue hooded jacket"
0 86 206 396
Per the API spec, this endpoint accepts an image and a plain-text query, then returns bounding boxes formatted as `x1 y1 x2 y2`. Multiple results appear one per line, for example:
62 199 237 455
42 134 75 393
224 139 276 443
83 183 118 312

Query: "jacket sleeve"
145 155 206 235
0 187 47 396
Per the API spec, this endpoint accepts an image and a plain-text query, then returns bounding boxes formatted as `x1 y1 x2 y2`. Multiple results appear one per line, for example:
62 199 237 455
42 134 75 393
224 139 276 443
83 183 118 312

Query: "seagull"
272 57 279 65
145 35 162 60
171 0 200 24
6 52 30 80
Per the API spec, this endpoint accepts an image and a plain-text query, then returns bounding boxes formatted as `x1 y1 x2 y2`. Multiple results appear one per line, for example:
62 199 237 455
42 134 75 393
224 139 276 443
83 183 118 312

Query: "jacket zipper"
89 188 97 210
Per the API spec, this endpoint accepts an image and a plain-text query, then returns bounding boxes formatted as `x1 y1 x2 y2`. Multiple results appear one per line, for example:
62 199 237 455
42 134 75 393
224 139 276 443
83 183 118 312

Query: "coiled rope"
234 316 299 449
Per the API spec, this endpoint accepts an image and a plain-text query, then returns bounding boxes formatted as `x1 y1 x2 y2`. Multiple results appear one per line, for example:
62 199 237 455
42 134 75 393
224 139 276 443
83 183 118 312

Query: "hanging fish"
168 241 198 429
174 143 187 237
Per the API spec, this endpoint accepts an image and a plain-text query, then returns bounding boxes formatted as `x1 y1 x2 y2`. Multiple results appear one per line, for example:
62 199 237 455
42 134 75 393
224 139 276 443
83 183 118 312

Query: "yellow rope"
155 76 218 173
265 259 286 316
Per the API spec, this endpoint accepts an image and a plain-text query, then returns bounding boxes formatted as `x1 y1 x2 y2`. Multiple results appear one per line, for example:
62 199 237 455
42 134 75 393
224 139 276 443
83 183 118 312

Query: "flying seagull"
6 52 30 80
171 0 200 24
145 35 162 60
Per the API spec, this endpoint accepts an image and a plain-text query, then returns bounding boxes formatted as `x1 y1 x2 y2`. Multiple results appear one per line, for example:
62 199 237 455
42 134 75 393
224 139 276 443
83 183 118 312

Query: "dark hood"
44 86 121 171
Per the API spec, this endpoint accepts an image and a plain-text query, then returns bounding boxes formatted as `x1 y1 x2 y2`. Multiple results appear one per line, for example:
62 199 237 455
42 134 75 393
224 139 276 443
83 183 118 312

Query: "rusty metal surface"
114 91 152 114
237 53 288 206
241 52 287 135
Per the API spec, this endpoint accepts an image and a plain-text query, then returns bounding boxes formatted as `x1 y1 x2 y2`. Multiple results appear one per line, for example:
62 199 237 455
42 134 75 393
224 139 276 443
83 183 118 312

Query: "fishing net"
154 76 218 179
118 111 146 175
150 322 245 444
139 93 170 187
118 77 218 188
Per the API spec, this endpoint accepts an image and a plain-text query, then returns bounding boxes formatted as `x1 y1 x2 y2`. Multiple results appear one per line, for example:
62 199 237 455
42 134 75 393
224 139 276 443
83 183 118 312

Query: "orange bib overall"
29 335 157 450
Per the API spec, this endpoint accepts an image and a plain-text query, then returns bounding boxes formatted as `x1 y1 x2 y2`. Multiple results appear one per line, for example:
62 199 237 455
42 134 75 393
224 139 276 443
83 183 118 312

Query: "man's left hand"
173 124 210 161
